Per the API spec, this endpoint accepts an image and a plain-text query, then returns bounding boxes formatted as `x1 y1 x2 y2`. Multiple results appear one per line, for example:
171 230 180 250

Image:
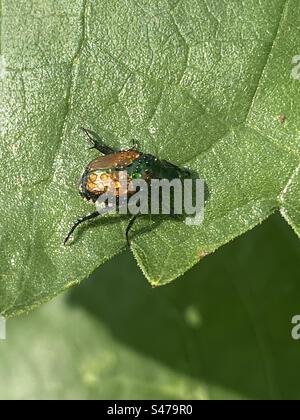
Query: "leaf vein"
50 0 89 183
279 163 300 204
245 0 289 122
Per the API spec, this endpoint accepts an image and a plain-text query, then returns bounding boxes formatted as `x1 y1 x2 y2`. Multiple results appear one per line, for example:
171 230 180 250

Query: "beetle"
64 128 191 246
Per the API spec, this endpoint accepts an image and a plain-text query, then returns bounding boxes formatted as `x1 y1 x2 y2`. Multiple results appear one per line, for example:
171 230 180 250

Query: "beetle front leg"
81 127 117 155
64 211 101 245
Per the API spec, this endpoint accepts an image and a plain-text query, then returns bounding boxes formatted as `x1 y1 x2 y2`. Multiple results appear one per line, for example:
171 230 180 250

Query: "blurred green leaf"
0 215 299 400
0 0 299 315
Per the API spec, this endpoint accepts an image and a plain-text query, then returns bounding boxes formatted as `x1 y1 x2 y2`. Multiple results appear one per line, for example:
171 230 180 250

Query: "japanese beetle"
65 128 191 246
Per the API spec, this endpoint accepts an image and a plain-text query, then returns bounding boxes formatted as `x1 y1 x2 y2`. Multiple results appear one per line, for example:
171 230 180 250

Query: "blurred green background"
0 213 300 400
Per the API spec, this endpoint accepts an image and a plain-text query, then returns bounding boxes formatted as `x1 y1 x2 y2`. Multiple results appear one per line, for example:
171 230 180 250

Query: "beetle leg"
126 214 140 247
81 127 116 155
64 211 101 245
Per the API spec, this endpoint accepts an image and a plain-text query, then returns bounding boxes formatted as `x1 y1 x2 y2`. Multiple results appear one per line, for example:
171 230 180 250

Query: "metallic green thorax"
128 154 190 181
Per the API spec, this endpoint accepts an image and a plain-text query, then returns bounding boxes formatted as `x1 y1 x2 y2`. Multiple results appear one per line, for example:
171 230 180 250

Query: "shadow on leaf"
68 213 300 400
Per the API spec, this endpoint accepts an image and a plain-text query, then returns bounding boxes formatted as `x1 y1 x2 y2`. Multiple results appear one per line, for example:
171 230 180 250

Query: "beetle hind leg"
126 214 140 247
81 127 116 155
64 211 101 245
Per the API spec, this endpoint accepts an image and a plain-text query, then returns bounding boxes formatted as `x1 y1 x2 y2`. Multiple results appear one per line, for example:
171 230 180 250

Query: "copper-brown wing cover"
87 150 140 170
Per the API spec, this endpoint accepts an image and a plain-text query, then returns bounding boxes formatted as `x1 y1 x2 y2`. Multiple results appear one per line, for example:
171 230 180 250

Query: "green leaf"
0 0 299 315
0 215 300 400
280 164 300 236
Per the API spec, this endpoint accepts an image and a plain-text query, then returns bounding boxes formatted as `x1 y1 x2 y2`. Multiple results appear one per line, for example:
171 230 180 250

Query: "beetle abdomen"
79 168 140 203
80 150 146 203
